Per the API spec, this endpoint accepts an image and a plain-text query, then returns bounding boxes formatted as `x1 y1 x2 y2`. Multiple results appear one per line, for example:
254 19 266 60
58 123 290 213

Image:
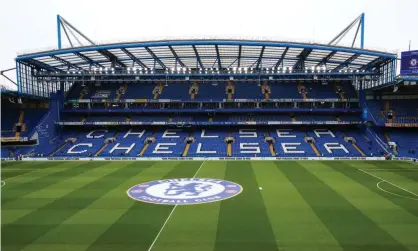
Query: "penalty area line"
377 181 418 201
358 168 418 197
147 161 206 251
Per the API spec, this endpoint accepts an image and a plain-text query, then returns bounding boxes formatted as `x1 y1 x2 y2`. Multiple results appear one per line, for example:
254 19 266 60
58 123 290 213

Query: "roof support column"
360 13 365 49
57 15 62 49
16 61 21 94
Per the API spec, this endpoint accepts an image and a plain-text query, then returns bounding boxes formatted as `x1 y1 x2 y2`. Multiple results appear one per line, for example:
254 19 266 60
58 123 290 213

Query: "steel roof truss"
168 45 185 68
333 53 361 72
50 55 84 71
121 48 149 69
145 47 166 69
192 45 204 69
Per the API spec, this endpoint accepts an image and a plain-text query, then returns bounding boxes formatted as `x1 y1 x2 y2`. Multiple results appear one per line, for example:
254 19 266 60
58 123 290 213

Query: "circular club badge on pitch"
127 178 243 205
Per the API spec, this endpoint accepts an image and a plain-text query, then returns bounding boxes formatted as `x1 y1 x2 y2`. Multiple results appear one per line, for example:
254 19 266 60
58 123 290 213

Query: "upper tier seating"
66 81 358 101
60 113 361 123
367 99 418 124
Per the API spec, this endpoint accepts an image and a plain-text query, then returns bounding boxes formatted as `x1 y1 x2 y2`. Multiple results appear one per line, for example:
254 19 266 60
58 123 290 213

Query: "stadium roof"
16 39 397 73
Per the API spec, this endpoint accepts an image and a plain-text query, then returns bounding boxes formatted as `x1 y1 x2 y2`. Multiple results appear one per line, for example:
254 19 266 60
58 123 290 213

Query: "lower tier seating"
40 127 387 158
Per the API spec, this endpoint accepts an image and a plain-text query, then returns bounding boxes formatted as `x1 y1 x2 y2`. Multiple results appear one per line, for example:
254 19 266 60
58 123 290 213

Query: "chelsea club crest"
127 178 243 205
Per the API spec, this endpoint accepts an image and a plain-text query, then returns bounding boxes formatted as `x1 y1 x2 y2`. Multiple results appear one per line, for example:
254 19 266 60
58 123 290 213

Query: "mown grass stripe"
2 162 104 205
84 161 203 251
2 161 153 251
1 161 68 181
151 161 226 251
17 161 157 251
214 161 278 251
254 161 342 251
315 161 418 250
336 161 418 218
281 161 408 251
369 161 418 183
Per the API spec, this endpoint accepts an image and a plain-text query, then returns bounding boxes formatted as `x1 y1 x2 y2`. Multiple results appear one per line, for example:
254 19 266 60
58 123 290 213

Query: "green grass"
2 160 418 251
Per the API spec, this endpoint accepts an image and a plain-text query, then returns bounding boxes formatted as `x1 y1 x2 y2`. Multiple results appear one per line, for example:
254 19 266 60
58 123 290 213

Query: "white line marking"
377 181 418 201
1 180 5 187
358 168 418 197
362 169 418 171
147 161 206 251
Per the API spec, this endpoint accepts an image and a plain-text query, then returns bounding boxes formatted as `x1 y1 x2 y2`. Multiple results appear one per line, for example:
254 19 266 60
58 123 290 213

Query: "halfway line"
147 161 206 251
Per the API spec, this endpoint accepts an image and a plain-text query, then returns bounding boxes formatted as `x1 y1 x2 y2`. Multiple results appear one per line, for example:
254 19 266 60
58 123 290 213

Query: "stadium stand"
2 39 417 161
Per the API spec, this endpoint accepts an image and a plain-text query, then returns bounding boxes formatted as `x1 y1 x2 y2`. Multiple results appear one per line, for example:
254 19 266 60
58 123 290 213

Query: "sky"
1 0 417 89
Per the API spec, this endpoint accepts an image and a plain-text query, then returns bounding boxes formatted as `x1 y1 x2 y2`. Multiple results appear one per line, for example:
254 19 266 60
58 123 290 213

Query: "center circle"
127 178 243 205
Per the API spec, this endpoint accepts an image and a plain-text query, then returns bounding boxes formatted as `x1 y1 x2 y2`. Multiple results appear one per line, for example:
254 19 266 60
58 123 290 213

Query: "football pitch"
2 160 418 251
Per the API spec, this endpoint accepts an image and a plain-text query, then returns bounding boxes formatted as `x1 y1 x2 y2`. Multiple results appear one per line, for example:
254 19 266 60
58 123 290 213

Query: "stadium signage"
56 121 361 126
65 98 357 104
385 123 418 128
127 178 243 205
400 50 418 75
